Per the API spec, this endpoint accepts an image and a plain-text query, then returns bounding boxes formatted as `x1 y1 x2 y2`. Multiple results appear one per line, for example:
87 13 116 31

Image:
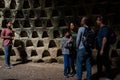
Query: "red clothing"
1 28 13 46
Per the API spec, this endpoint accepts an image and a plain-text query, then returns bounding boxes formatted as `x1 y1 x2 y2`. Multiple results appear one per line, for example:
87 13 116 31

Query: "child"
1 20 14 69
61 29 73 78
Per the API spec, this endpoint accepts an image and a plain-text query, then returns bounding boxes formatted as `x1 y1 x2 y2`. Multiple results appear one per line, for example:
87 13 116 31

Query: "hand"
100 49 104 56
6 36 11 38
66 40 70 44
11 37 14 40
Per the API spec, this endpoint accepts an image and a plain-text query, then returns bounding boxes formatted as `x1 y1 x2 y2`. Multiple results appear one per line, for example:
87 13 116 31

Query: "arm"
100 27 108 55
61 38 68 48
76 27 82 48
1 29 11 39
100 37 107 55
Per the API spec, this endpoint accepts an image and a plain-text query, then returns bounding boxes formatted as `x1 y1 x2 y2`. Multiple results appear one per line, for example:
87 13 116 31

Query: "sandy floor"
0 61 120 80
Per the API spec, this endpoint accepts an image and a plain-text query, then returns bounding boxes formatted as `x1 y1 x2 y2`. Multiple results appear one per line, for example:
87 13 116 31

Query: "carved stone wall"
0 0 120 63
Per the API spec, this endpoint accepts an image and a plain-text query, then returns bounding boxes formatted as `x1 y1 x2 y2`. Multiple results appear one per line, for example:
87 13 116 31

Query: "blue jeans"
63 54 72 76
76 48 91 80
4 45 12 66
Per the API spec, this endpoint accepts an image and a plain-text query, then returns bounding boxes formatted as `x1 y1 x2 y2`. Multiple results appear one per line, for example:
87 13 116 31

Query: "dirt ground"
0 61 120 80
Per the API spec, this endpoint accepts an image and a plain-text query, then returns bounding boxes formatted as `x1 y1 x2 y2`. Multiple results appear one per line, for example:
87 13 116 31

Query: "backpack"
82 27 95 50
108 28 117 45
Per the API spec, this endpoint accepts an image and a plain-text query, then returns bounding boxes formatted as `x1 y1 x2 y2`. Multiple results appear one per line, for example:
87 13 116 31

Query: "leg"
68 54 75 77
86 57 91 80
71 53 76 74
63 54 69 76
4 46 9 66
97 53 103 74
76 50 83 80
8 46 12 66
103 51 111 74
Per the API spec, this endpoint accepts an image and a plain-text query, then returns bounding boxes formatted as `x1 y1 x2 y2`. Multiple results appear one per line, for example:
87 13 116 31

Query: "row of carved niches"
13 39 57 48
0 29 61 39
1 18 69 28
0 47 62 58
1 0 119 9
1 6 120 18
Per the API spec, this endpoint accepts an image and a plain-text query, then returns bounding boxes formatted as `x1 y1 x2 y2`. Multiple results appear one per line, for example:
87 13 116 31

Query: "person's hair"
68 22 78 33
96 15 108 25
2 20 11 28
62 29 70 37
82 16 93 27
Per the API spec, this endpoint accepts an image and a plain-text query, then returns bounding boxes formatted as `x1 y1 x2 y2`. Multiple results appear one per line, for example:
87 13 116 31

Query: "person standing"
68 22 77 76
76 17 93 80
61 29 73 78
1 20 14 69
96 16 111 76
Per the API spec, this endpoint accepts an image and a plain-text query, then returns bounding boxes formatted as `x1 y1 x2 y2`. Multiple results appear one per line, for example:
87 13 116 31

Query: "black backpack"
82 27 95 50
108 28 117 45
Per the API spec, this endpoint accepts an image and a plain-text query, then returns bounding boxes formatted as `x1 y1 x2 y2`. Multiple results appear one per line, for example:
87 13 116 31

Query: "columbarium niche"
4 10 11 18
23 20 31 28
46 19 53 27
52 9 59 17
29 10 35 18
57 49 62 57
58 18 66 27
15 10 24 18
45 0 53 7
13 20 20 28
0 0 5 8
14 40 23 47
42 31 49 38
42 50 50 58
26 40 33 47
64 8 73 16
23 0 30 9
1 20 7 28
20 31 28 37
32 31 39 38
34 18 42 27
10 0 16 9
53 30 60 38
48 40 57 48
55 0 65 6
40 10 47 17
31 50 38 56
33 0 41 8
37 40 44 47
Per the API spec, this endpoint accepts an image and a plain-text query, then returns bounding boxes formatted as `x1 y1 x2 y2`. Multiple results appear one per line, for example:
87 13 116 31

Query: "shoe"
64 73 69 78
64 75 69 78
5 66 11 69
69 72 75 77
9 64 13 68
5 65 11 69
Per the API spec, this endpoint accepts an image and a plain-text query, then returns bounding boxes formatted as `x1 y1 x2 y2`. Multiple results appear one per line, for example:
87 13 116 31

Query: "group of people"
0 15 112 80
61 16 112 80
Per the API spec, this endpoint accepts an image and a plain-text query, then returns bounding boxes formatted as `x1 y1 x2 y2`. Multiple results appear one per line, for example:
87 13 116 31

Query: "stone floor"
0 60 120 80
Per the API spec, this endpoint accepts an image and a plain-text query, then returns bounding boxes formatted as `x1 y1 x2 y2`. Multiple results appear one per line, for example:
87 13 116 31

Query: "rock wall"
0 0 120 63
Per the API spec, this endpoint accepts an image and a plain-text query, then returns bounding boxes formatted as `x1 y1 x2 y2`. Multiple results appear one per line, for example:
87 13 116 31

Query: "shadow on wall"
14 40 28 63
